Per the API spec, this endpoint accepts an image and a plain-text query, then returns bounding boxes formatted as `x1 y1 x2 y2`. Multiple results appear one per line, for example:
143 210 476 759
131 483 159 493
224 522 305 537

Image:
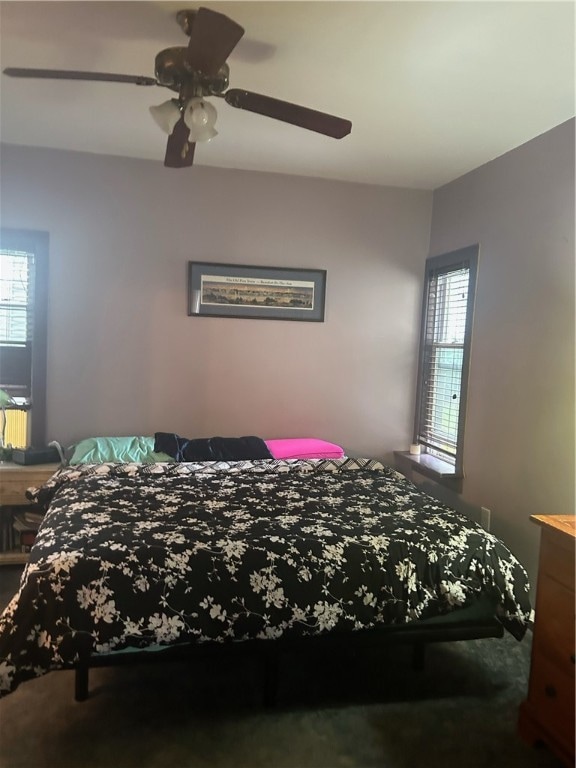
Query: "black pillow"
154 433 272 462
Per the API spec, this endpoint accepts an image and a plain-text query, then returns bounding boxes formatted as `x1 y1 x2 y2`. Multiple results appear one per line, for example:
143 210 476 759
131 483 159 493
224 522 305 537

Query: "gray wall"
428 118 575 583
2 120 573 590
0 144 432 461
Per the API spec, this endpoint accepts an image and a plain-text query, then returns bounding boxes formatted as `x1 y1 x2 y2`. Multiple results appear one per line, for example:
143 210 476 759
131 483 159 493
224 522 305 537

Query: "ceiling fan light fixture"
183 97 218 142
149 99 181 135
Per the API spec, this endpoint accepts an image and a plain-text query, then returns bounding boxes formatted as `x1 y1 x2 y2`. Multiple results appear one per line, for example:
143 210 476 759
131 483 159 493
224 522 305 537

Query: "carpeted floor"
0 567 563 768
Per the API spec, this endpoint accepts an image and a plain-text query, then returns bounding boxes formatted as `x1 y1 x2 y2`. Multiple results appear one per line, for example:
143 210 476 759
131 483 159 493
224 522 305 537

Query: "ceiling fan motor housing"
154 48 229 96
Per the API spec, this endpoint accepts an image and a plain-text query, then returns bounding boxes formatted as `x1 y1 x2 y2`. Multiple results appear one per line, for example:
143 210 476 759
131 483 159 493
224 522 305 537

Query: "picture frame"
188 262 326 322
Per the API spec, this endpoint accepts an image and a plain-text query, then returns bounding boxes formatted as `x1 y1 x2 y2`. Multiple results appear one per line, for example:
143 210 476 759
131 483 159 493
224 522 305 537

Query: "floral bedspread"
0 459 531 697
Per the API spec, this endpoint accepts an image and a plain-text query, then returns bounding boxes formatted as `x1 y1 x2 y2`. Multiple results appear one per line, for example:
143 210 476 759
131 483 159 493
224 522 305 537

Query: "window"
413 245 478 478
0 229 49 447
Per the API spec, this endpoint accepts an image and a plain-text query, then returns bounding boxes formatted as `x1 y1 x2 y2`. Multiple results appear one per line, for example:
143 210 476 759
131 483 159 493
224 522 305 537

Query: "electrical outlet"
480 507 491 531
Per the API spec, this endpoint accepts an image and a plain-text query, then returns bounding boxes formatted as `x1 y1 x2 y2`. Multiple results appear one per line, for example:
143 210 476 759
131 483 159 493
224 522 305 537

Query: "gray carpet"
0 567 562 768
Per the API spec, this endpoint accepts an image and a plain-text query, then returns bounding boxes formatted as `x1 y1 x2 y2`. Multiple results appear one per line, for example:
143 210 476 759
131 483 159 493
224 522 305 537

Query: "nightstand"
518 515 575 766
0 462 60 564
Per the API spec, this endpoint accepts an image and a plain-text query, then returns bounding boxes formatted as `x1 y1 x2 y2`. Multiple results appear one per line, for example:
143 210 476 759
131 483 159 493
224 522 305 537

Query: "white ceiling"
0 1 574 190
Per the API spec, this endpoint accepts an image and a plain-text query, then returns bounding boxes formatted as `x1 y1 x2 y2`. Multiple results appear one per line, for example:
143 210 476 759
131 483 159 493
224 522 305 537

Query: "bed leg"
74 635 93 701
262 650 279 707
412 642 426 671
75 664 89 701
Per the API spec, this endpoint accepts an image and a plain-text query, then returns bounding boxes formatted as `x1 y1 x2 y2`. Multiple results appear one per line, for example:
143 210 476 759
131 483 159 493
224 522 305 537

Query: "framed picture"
188 262 326 322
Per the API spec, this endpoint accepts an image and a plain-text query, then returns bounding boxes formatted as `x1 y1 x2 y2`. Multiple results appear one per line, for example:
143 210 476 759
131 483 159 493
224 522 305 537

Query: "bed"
0 437 531 702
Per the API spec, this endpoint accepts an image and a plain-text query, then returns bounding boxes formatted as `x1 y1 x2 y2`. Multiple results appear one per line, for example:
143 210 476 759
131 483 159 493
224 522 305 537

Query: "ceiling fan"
3 7 352 169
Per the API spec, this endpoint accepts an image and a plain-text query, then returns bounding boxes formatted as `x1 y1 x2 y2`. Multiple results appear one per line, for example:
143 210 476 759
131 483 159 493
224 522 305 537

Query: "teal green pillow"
69 436 174 465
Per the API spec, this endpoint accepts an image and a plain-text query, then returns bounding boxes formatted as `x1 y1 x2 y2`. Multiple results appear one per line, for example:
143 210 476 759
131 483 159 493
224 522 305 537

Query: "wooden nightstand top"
0 461 60 474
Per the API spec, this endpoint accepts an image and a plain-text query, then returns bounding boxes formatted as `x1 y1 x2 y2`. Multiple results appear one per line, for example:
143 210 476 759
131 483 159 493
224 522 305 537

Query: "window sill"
393 451 463 492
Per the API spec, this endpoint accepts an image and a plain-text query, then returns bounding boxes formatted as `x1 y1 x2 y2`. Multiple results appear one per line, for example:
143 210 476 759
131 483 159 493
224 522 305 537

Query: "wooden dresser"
518 515 575 766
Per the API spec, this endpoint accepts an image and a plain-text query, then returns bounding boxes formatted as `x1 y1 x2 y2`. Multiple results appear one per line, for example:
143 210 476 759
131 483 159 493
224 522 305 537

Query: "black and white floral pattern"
0 459 531 697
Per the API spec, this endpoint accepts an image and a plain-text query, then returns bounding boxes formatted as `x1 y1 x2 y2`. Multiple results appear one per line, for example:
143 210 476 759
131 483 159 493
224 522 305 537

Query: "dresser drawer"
540 534 575 591
529 655 575 751
0 465 58 505
534 574 576 676
0 478 29 505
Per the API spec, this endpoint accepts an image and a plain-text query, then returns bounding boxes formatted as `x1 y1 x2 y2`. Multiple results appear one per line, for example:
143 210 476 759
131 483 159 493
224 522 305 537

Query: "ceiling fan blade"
186 7 244 76
224 89 352 139
164 116 195 168
3 67 158 86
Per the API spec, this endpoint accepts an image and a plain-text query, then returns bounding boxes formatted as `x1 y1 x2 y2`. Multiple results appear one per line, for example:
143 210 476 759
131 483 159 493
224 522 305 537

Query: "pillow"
154 433 272 462
265 438 345 460
69 436 174 465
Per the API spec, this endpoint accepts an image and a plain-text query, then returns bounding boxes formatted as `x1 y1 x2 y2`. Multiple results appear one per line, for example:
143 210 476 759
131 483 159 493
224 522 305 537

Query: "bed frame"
72 612 504 703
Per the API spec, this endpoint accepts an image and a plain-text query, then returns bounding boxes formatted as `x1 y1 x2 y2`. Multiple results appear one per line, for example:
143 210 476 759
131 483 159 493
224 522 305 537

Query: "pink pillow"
265 438 345 460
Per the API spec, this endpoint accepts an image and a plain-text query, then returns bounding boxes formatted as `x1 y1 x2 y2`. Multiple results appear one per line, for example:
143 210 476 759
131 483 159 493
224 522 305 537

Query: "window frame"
0 228 49 447
413 244 479 480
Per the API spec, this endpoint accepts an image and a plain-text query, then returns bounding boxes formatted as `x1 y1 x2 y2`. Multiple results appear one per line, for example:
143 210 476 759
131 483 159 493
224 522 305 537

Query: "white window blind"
0 250 34 398
0 250 34 347
414 246 478 474
0 229 49 447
